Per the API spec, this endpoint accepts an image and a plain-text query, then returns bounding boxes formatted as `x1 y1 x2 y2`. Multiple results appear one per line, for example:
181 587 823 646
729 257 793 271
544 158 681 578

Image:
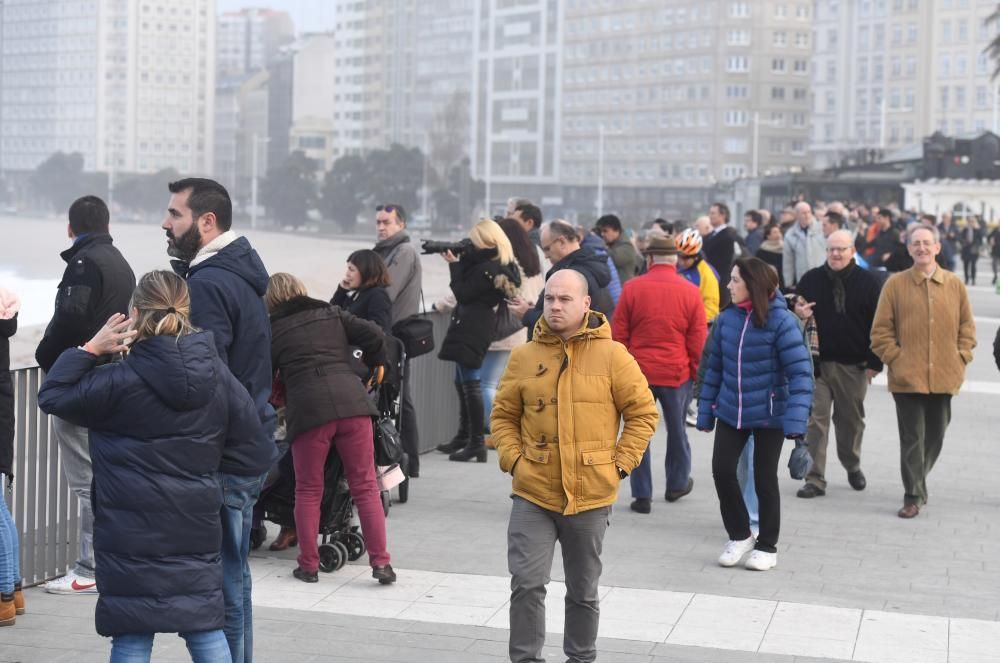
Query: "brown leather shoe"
13 582 24 615
898 503 920 519
269 527 298 551
0 594 14 626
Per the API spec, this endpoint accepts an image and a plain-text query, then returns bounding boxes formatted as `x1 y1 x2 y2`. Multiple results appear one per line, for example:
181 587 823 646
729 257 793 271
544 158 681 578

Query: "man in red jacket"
612 235 707 513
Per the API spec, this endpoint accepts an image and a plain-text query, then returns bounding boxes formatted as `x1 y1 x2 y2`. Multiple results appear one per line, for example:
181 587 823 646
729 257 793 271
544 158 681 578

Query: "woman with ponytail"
39 270 273 663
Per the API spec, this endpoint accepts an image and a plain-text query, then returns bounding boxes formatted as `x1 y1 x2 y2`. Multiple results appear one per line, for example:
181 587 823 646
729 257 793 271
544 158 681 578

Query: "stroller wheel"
345 531 367 562
397 476 409 504
332 541 350 571
318 544 342 573
381 490 391 517
250 524 267 551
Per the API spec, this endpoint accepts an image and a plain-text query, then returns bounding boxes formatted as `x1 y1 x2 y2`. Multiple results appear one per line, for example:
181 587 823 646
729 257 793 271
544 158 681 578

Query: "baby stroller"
252 443 368 572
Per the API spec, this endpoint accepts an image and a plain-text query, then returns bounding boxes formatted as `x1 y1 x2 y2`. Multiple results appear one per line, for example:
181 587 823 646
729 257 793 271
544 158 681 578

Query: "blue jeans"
110 630 231 663
737 436 759 531
218 472 266 663
480 350 510 432
1 474 19 594
454 364 482 384
631 382 692 498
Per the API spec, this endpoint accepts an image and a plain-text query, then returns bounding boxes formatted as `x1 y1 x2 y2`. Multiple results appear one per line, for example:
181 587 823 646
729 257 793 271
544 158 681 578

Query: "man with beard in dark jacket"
509 219 614 337
162 177 277 663
36 195 135 597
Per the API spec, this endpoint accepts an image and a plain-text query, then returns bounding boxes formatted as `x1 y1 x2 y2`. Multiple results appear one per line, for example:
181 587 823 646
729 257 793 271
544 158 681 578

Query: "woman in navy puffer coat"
39 270 268 663
698 257 813 573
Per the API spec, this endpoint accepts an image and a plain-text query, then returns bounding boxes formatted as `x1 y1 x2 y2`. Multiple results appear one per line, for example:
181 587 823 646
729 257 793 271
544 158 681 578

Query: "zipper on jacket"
769 391 774 416
736 311 751 429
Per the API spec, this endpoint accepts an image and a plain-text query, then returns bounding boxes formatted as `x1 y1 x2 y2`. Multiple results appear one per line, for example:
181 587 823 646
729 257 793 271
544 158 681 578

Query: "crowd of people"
0 185 987 663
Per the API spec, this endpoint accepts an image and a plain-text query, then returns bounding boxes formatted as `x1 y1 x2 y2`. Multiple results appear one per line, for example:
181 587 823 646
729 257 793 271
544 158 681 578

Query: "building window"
723 138 749 154
729 2 751 18
772 58 786 73
771 86 786 100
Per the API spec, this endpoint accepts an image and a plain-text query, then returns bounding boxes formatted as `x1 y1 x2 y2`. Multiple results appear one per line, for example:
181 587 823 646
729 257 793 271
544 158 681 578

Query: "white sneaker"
45 571 98 595
744 550 777 571
718 536 756 567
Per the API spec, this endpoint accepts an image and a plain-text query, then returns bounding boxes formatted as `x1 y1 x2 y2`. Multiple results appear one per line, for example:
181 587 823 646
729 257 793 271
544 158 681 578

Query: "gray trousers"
507 495 610 663
893 393 952 506
51 417 95 578
805 362 868 490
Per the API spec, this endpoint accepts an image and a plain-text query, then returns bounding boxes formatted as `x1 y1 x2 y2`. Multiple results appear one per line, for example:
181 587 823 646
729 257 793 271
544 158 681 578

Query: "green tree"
321 154 368 232
431 157 484 230
31 152 104 212
364 143 423 213
114 168 181 214
261 151 317 227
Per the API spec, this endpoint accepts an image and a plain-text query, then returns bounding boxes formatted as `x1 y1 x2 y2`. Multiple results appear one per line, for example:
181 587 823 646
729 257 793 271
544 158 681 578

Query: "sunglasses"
376 205 397 214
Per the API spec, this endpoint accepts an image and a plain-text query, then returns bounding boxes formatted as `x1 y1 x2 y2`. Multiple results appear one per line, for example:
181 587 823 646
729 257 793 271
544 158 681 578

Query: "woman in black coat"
437 218 521 463
268 273 394 585
331 249 393 334
38 271 270 663
0 287 21 625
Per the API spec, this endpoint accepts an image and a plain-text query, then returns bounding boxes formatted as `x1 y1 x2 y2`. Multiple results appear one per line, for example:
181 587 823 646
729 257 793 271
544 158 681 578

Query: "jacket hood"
126 332 219 412
494 261 522 299
174 237 269 296
533 310 610 345
580 233 609 256
554 247 612 289
269 295 330 323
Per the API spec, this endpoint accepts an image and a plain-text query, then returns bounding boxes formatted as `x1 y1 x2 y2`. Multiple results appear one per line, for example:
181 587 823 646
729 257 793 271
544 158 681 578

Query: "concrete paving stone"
853 610 948 663
949 617 1000 659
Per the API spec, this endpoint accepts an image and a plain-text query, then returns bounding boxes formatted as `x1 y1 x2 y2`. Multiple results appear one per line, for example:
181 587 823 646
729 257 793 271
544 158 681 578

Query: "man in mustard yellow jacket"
491 269 659 663
871 224 976 519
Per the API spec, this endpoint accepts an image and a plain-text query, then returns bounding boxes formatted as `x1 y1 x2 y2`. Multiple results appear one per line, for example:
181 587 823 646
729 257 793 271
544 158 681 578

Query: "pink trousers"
291 416 390 572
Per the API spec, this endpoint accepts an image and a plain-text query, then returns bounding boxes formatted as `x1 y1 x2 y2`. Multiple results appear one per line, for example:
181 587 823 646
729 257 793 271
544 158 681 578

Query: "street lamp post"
597 124 605 218
250 133 270 230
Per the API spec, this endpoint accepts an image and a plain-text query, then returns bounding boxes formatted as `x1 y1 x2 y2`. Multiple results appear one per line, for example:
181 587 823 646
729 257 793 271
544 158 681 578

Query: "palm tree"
987 4 1000 78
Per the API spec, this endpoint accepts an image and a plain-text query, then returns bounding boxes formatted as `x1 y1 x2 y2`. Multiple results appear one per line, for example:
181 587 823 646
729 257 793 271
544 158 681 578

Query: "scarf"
758 238 783 253
823 260 856 314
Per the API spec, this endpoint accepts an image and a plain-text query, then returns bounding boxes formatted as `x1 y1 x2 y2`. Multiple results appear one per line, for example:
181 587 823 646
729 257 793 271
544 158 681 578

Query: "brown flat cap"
642 235 677 256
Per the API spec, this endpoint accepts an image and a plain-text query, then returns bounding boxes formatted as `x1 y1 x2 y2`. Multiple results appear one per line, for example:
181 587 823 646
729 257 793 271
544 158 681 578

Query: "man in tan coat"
871 224 976 519
492 269 658 663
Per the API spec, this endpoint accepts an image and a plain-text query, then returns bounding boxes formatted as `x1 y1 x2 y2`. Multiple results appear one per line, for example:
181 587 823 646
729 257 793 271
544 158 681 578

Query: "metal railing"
6 367 79 587
6 312 463 584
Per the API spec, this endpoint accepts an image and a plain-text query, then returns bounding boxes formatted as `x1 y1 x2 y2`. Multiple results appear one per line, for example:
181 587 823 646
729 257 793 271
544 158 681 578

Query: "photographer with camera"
428 219 521 463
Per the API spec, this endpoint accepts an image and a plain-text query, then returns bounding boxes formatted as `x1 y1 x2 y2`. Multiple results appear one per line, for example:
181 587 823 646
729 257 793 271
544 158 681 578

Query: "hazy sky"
216 0 336 33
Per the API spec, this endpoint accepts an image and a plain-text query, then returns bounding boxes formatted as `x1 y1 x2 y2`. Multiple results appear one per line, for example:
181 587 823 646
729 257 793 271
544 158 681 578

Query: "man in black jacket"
163 178 277 663
36 196 135 596
792 230 883 499
702 202 744 291
509 219 613 336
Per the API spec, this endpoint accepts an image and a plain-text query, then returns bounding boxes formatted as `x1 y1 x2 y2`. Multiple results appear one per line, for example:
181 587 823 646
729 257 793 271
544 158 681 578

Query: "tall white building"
811 0 1000 169
0 0 215 175
217 7 294 78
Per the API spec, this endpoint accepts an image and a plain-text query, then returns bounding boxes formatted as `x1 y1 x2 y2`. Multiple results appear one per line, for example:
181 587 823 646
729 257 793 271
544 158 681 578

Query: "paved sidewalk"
3 285 1000 662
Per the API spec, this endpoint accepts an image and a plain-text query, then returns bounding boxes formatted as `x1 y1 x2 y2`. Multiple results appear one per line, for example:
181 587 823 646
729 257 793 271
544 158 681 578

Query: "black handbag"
493 299 523 341
373 414 404 466
391 291 435 358
787 439 813 480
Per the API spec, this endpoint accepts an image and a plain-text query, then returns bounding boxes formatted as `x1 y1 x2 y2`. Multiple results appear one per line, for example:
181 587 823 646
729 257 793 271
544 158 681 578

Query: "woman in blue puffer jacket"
697 257 813 573
39 270 273 663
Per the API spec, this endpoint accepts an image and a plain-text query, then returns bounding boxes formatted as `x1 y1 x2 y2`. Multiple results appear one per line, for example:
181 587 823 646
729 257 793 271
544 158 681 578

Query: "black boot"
437 382 470 453
450 380 487 463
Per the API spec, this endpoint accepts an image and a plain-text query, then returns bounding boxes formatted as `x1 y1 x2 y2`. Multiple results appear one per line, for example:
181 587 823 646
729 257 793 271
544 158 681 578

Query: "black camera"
420 238 473 256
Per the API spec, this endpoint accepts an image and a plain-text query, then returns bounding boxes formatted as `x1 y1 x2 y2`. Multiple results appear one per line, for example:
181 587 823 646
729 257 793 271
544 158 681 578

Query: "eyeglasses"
826 247 852 254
